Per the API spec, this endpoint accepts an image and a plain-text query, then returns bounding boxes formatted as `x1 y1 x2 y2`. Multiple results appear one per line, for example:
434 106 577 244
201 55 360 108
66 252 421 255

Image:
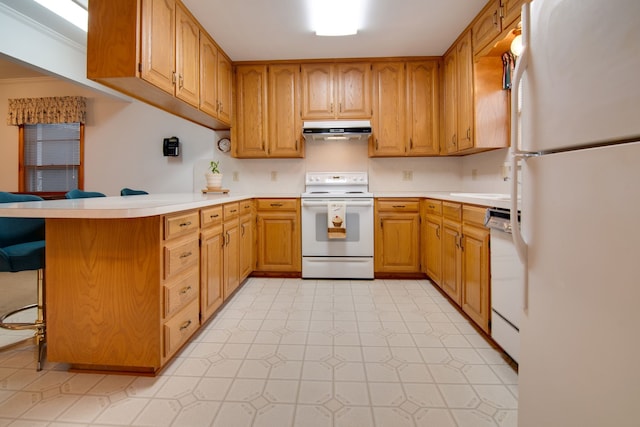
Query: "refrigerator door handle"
510 2 530 310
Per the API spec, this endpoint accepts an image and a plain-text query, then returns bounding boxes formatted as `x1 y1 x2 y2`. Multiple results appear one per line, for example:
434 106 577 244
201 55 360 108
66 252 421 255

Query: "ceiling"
0 0 488 77
183 0 487 61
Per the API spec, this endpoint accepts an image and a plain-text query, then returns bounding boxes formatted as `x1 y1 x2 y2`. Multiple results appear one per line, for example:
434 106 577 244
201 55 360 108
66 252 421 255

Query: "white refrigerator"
510 1 640 426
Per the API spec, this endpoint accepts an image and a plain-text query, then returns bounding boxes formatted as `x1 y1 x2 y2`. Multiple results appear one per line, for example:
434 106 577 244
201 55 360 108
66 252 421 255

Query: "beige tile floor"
0 278 518 426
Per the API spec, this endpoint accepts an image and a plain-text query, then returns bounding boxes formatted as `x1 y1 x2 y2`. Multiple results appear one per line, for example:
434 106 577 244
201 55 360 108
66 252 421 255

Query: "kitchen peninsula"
0 193 257 374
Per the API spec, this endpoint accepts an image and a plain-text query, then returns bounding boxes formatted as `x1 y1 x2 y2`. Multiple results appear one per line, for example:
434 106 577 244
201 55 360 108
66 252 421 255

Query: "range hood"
302 120 372 142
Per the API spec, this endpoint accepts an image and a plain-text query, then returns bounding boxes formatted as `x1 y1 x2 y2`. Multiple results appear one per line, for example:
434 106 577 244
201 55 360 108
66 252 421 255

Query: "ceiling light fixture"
309 0 364 36
33 0 88 31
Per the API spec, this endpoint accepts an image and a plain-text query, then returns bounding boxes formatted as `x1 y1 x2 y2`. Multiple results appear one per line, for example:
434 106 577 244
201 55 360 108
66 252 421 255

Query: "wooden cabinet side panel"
87 0 139 79
46 217 162 368
443 50 458 154
140 0 176 94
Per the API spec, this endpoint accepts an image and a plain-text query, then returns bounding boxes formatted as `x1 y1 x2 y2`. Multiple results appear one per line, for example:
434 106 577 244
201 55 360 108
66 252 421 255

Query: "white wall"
461 148 511 193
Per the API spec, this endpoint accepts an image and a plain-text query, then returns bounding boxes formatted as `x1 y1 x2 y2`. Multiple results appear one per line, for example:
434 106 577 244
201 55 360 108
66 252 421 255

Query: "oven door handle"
301 200 374 207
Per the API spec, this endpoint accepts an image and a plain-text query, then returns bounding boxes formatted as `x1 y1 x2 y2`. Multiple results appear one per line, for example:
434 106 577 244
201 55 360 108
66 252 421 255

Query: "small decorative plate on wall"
217 137 231 153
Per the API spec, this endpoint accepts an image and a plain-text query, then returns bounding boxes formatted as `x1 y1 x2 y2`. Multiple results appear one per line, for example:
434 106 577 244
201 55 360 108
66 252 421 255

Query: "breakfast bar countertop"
0 192 257 219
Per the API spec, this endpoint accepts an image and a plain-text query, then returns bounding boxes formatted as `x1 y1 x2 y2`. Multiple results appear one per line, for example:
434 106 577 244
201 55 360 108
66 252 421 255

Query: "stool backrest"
0 192 45 247
65 189 106 199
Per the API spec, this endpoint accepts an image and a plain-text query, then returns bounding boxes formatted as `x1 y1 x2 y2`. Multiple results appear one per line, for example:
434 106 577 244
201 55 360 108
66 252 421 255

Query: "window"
19 123 84 194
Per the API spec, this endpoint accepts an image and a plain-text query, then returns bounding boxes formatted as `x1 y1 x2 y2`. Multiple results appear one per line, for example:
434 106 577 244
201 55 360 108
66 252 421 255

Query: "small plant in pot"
205 160 223 189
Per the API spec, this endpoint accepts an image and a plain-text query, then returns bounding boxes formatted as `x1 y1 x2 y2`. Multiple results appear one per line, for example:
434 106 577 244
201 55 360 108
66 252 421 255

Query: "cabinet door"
223 220 240 298
371 62 406 156
443 49 458 154
441 218 462 305
502 0 528 27
234 65 268 157
239 214 253 281
200 226 223 321
336 62 371 118
140 0 175 94
175 3 199 107
407 61 440 156
199 32 218 117
472 0 502 56
424 214 443 285
461 224 491 333
375 212 420 273
268 64 303 158
456 31 475 151
256 211 300 272
301 63 334 119
217 54 233 125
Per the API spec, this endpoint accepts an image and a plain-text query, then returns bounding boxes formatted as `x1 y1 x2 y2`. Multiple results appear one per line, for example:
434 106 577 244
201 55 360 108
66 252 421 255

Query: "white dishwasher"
485 208 524 363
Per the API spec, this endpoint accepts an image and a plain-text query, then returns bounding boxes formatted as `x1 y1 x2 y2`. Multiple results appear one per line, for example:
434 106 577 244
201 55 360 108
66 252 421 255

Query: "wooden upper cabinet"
199 32 218 117
140 0 176 94
175 3 199 107
370 62 406 156
502 0 528 27
301 62 371 120
268 64 303 158
336 63 372 118
442 31 474 155
406 60 440 156
87 0 231 130
472 0 502 56
443 49 458 154
217 55 233 125
200 33 232 125
233 65 269 158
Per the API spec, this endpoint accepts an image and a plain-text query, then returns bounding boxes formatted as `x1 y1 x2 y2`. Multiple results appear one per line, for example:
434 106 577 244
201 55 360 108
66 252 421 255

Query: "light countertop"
0 191 514 219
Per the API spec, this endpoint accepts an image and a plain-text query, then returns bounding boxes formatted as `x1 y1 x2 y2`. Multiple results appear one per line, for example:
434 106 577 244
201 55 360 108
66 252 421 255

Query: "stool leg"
35 269 46 371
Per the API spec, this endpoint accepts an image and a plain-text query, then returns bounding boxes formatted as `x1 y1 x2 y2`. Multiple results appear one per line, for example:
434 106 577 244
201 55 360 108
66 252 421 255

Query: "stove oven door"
301 198 373 256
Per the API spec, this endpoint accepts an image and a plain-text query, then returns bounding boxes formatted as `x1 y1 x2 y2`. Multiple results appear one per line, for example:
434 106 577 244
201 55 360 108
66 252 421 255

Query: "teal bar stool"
120 188 148 196
0 192 46 370
65 189 106 199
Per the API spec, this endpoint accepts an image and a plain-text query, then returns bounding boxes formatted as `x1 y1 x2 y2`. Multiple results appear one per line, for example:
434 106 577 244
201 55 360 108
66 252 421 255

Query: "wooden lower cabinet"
239 200 255 281
441 217 463 305
375 199 421 273
200 206 224 322
255 199 301 273
223 202 241 298
461 205 491 333
422 199 443 285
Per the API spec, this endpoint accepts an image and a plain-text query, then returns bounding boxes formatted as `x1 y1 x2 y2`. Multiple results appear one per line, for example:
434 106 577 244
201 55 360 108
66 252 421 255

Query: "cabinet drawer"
256 198 298 211
463 205 488 227
377 199 420 212
163 298 199 358
164 238 199 279
239 199 253 215
165 211 199 240
443 201 462 221
424 199 442 216
163 268 199 319
224 202 240 220
201 206 223 228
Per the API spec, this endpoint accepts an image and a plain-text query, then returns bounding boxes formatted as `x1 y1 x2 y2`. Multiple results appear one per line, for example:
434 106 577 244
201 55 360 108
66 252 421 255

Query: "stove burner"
310 191 329 194
346 191 363 194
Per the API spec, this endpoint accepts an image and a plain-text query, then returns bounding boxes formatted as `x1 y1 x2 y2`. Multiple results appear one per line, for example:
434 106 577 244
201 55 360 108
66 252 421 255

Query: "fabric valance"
7 96 86 125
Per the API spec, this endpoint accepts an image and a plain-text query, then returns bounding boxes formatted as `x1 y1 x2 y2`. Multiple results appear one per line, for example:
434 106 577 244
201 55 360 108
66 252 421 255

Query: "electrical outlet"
471 169 478 181
501 162 512 181
270 171 277 181
402 170 413 181
233 171 239 182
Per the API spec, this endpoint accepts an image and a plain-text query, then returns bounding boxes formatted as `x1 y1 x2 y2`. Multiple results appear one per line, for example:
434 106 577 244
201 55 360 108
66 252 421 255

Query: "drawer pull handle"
180 320 192 331
392 205 406 208
230 209 237 213
179 286 192 295
180 252 192 259
429 204 435 209
210 214 219 219
179 221 192 227
270 203 283 207
436 225 440 239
